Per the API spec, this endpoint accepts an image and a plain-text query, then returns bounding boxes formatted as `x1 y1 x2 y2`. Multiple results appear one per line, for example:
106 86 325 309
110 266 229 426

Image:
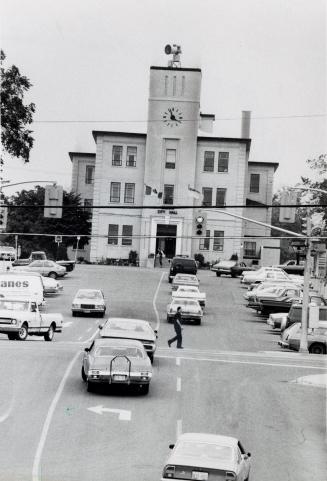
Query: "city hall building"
70 49 279 267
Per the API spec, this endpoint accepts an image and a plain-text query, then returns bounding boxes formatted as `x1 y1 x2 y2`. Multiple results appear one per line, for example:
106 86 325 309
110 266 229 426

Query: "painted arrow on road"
87 405 131 421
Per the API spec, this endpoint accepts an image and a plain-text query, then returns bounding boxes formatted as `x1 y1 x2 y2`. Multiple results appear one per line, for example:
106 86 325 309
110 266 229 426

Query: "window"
110 182 121 203
112 146 123 166
122 225 133 246
250 173 260 193
108 224 119 245
165 149 176 169
213 231 224 251
204 151 214 172
124 183 135 203
199 230 210 250
244 241 256 257
218 152 229 172
84 199 93 214
85 165 94 184
216 188 226 206
202 187 212 206
126 147 137 167
163 184 174 205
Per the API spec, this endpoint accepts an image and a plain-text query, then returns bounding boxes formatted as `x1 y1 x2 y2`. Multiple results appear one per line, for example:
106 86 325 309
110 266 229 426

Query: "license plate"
113 375 126 381
83 310 91 313
192 472 208 480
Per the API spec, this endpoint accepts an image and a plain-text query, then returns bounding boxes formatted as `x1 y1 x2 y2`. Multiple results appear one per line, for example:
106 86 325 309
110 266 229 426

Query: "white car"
167 298 203 324
42 276 63 295
241 267 291 285
72 289 106 317
172 285 206 307
172 274 200 291
244 281 303 300
161 432 251 481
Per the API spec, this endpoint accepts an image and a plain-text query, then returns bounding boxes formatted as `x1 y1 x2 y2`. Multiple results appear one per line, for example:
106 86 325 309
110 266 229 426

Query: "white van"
0 272 45 306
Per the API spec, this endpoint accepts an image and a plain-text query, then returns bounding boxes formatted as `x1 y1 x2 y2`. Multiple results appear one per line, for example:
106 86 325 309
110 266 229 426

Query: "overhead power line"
3 203 327 209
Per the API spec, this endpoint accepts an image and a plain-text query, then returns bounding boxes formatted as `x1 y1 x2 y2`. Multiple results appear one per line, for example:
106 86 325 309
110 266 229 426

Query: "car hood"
100 329 155 342
167 453 235 471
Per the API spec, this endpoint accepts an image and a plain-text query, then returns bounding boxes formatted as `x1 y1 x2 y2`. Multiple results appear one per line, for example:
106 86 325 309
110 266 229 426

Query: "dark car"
211 260 254 277
168 257 197 283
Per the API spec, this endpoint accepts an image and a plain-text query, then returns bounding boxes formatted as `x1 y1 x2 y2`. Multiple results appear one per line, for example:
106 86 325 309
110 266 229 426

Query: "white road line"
176 377 181 392
153 272 165 332
176 419 182 438
176 357 181 366
32 350 80 481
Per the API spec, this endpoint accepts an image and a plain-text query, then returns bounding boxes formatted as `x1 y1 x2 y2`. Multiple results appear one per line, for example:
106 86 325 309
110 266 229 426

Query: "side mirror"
169 444 175 449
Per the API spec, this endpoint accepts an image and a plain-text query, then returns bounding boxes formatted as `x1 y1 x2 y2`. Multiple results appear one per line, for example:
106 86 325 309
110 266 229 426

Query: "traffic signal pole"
299 211 311 353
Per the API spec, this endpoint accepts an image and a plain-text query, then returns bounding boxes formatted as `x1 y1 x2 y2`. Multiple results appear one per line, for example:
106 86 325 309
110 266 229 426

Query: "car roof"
93 338 144 347
176 433 238 446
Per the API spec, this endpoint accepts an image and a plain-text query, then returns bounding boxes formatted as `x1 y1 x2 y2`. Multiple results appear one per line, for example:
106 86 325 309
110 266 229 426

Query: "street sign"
55 235 62 243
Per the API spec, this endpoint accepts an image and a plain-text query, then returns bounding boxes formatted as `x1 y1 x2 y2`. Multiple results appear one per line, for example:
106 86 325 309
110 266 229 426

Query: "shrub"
128 250 138 265
194 253 205 268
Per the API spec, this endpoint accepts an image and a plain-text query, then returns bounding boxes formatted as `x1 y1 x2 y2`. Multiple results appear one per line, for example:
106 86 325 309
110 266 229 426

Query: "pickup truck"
12 251 75 272
0 298 63 341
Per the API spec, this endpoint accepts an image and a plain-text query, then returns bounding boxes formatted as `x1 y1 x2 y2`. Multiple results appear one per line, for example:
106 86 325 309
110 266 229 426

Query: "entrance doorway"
156 224 177 259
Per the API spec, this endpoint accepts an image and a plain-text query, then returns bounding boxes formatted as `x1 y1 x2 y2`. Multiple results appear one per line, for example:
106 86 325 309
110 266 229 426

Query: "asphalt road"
0 265 326 481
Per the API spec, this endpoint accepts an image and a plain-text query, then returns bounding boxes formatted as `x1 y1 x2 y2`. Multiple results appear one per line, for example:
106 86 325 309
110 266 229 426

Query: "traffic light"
195 211 207 236
0 206 7 231
301 217 311 235
44 184 63 218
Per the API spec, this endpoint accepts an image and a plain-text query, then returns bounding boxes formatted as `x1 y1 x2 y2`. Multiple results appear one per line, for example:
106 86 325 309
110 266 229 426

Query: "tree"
301 154 327 222
5 186 91 259
1 50 35 162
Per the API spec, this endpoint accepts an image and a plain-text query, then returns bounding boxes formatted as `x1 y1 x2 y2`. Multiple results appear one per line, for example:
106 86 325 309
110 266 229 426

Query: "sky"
1 0 326 196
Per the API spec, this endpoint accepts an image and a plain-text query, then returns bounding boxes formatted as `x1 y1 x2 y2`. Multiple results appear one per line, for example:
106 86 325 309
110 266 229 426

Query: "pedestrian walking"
168 306 183 348
158 248 164 267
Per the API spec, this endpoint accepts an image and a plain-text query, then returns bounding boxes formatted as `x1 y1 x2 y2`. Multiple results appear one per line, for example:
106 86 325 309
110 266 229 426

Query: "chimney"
199 113 215 133
241 110 251 138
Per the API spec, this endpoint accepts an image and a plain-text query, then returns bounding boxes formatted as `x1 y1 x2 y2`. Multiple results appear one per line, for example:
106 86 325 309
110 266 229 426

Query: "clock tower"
141 46 202 261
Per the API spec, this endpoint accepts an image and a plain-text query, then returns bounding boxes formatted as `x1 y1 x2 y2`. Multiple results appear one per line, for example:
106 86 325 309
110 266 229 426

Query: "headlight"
11 319 17 325
163 465 175 478
72 303 80 308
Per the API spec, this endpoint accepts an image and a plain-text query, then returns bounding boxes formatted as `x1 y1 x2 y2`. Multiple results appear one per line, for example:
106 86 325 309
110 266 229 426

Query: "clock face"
163 107 183 127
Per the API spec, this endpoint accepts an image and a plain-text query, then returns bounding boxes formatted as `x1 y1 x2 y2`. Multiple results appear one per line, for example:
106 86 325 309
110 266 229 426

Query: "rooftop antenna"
164 44 182 68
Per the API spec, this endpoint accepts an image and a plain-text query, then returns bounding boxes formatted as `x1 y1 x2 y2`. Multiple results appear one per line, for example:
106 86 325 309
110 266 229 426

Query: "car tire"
81 366 87 382
168 277 172 284
87 381 94 392
216 272 221 277
44 324 55 342
231 273 236 278
140 384 149 395
48 272 57 279
195 319 201 325
98 312 105 318
309 343 326 355
72 311 77 317
16 323 28 341
149 354 154 364
7 333 16 340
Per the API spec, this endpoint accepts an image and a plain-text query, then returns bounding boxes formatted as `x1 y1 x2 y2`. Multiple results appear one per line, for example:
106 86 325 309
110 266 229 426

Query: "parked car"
275 260 305 275
267 294 327 329
243 282 300 301
241 267 291 285
13 260 67 278
172 273 200 291
280 303 327 332
278 322 327 354
98 317 157 362
12 250 75 272
168 257 197 283
211 260 254 277
172 285 206 307
81 338 152 394
161 432 251 481
247 285 302 315
167 298 203 324
72 289 106 317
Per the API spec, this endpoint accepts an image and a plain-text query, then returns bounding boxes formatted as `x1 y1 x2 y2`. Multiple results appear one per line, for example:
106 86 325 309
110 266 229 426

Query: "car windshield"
0 300 29 311
94 346 144 358
172 299 198 307
107 321 150 333
175 441 233 461
76 290 102 299
173 259 196 267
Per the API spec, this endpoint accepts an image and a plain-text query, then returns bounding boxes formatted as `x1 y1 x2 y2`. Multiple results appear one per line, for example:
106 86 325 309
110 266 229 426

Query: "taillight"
163 465 175 478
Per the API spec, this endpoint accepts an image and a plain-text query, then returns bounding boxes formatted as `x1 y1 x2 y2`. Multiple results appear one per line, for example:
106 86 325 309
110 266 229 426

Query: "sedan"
279 322 327 354
72 289 106 317
161 432 251 481
13 260 67 278
167 298 203 324
42 276 63 295
172 285 206 307
81 338 152 394
99 317 157 362
172 274 200 291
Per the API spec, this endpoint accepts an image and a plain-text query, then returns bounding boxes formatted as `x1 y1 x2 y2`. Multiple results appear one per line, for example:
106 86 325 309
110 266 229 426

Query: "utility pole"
299 211 311 353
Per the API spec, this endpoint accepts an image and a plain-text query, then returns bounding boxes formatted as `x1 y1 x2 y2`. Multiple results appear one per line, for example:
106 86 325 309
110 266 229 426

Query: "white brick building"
70 54 279 266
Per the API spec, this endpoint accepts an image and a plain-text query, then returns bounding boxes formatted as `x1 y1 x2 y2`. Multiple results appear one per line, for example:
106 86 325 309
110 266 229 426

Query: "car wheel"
48 272 57 279
7 333 16 340
231 273 236 278
98 312 105 318
149 354 154 364
168 277 172 284
216 272 221 277
44 324 55 342
16 323 28 341
195 319 201 325
140 384 149 395
87 381 94 392
72 311 77 317
81 366 87 382
309 343 326 355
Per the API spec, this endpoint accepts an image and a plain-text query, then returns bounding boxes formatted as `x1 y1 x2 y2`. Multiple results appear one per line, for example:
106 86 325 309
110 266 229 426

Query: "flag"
188 185 202 200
